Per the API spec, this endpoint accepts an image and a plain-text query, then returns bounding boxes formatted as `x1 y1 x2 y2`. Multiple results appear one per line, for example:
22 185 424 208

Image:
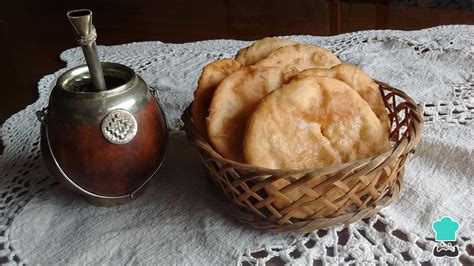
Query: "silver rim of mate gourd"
48 62 153 124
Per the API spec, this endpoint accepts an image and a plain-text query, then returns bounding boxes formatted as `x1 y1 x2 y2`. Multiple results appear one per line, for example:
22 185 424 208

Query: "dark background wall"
1 0 473 124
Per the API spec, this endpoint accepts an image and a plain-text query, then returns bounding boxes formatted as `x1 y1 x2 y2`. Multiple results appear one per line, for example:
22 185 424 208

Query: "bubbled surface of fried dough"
296 64 391 133
243 76 391 170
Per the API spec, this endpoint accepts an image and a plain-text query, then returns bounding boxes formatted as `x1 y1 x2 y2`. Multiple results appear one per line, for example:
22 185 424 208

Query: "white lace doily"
1 25 473 265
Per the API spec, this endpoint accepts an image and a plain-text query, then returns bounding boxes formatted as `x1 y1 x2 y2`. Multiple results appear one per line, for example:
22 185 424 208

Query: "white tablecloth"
1 25 473 265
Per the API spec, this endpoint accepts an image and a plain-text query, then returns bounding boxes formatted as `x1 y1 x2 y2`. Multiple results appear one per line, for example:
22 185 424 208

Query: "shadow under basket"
182 81 423 233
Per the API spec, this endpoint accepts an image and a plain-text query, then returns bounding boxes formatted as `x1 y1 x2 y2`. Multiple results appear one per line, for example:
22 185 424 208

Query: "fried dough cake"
235 37 298 65
254 44 341 72
192 59 241 138
296 64 390 133
207 66 286 161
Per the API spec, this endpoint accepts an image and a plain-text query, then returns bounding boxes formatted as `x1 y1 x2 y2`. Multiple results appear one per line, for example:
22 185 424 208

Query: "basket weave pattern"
182 81 423 232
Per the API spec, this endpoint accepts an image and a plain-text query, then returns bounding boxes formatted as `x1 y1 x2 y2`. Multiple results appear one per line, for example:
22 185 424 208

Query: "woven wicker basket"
182 81 423 233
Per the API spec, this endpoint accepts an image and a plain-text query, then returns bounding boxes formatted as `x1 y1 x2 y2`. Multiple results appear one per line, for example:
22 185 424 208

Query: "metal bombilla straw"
67 9 107 91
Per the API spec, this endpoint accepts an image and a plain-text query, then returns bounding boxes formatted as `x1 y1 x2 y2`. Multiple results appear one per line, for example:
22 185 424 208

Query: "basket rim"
181 80 424 176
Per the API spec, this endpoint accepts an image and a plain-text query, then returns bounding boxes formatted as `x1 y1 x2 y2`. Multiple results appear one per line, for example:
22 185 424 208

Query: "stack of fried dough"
191 38 392 218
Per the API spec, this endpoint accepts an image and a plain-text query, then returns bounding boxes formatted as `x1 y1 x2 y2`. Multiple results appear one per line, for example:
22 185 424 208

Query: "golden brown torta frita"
234 37 298 65
207 66 287 161
192 59 241 138
254 44 341 72
296 64 390 133
243 76 391 168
